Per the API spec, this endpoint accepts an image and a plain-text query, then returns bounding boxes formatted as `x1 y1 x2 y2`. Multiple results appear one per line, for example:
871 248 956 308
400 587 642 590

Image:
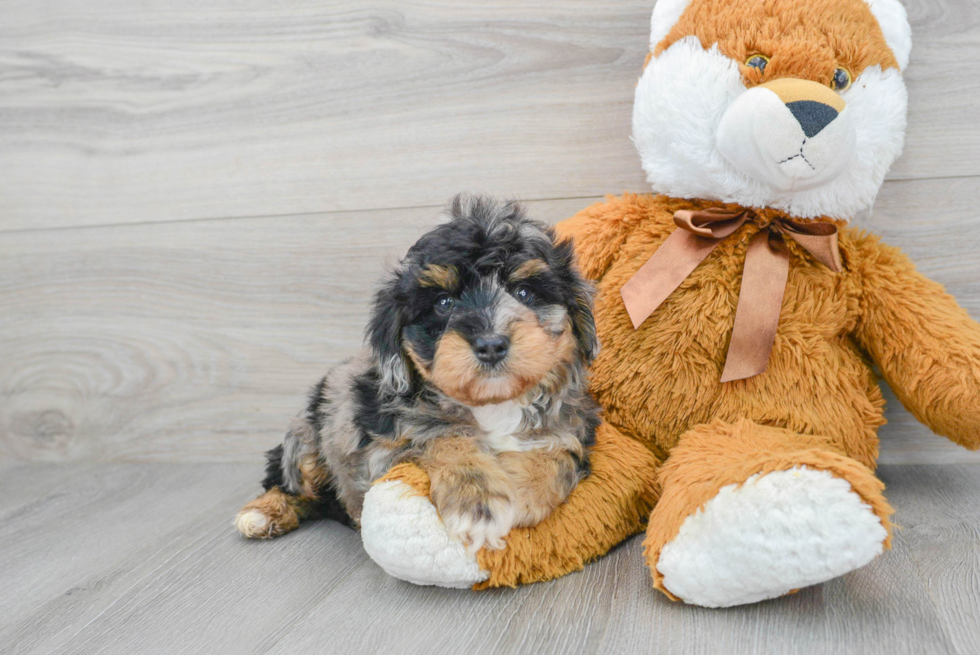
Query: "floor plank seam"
4 172 978 236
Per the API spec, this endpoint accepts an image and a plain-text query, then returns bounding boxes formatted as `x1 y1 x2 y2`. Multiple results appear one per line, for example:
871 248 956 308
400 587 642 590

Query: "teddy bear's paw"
657 466 888 608
360 479 490 588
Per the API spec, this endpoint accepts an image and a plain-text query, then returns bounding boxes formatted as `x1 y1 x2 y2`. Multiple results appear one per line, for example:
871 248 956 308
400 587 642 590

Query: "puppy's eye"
832 67 851 92
513 285 534 305
434 295 455 314
745 55 769 73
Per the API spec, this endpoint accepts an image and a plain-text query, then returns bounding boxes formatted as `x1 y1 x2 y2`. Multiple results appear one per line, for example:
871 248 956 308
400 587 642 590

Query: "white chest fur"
470 401 525 453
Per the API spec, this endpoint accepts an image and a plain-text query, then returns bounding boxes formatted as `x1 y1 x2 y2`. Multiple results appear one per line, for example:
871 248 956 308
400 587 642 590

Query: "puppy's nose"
473 334 510 365
759 78 846 138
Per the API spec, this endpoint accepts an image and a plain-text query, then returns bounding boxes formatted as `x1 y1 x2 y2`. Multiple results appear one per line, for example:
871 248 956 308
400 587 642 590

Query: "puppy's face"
368 199 597 406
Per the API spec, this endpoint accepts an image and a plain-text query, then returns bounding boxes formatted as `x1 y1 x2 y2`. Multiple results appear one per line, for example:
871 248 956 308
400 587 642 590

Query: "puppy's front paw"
438 491 516 553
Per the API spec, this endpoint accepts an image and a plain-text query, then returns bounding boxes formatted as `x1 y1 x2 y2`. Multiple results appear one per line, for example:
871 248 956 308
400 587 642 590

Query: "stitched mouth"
777 138 816 171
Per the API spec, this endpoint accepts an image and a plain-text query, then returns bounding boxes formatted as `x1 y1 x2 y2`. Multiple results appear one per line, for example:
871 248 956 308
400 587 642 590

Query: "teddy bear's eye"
745 55 769 73
832 67 852 92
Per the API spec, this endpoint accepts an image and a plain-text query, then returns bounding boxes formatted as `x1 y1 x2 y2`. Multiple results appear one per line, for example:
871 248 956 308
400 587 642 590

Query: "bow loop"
620 208 843 382
774 218 843 272
673 208 750 239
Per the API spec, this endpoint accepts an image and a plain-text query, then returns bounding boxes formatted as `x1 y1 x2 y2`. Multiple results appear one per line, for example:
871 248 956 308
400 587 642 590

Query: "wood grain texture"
0 198 589 463
879 465 980 655
0 462 977 654
0 0 978 230
2 184 979 465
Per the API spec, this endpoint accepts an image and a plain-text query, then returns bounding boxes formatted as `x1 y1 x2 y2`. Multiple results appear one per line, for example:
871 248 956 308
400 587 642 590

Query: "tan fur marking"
419 264 459 290
298 454 329 498
506 316 576 391
430 331 502 404
420 437 516 551
429 314 575 406
497 450 579 527
761 77 846 111
654 0 899 85
509 259 550 282
236 487 305 539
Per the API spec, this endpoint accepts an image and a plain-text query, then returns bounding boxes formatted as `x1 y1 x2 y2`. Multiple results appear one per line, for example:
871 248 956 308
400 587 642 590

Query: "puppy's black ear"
556 237 600 363
366 270 412 396
571 278 599 364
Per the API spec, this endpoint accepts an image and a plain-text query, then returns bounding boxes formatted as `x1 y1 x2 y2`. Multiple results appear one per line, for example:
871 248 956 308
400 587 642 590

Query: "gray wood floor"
0 462 978 655
2 0 980 652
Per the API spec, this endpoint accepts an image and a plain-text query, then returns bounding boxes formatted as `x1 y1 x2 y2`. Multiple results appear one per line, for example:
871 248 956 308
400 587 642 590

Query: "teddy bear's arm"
854 236 980 450
554 194 654 281
359 422 661 589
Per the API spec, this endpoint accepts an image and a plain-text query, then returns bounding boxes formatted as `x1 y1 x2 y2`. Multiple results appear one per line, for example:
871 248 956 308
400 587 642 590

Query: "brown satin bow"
620 208 843 383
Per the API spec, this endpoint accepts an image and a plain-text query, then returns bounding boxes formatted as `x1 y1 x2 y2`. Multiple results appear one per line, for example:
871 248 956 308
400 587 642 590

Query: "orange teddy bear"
359 0 980 607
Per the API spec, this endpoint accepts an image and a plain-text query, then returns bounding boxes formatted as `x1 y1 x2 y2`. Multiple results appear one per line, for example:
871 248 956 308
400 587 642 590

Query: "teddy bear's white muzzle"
716 79 856 193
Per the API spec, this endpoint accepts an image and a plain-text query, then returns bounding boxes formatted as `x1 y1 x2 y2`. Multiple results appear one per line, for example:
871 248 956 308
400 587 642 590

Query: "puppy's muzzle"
472 333 510 366
716 77 856 193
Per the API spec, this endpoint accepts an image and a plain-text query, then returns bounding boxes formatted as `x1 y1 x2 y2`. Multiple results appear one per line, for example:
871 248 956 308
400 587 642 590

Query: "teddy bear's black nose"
473 334 510 365
786 100 839 138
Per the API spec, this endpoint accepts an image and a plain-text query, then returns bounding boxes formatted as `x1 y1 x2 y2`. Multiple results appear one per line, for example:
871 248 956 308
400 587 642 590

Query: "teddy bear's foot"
657 465 887 607
644 419 893 608
360 464 490 588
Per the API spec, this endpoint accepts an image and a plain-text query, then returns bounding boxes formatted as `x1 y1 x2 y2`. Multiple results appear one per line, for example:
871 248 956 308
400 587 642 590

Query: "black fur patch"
262 444 286 491
308 479 355 528
351 368 398 447
306 376 328 436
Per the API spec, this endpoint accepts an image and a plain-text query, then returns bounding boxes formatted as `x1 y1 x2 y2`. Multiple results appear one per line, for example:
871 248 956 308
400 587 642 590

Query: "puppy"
235 196 600 552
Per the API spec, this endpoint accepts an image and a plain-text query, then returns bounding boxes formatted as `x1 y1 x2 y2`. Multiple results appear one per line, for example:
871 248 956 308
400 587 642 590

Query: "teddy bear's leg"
360 422 660 589
644 418 894 608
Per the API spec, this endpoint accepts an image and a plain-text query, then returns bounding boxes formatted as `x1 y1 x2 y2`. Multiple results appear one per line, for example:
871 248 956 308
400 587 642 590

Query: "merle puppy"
235 196 600 552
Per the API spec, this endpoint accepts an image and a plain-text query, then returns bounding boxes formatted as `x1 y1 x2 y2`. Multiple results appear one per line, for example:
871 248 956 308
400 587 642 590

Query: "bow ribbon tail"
620 228 727 329
720 230 790 382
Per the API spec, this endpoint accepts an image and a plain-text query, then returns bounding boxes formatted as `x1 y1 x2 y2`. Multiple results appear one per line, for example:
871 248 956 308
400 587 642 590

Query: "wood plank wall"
2 0 979 463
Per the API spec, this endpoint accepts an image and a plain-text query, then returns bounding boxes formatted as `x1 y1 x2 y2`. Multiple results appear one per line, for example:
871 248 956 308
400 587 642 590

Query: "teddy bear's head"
633 0 911 219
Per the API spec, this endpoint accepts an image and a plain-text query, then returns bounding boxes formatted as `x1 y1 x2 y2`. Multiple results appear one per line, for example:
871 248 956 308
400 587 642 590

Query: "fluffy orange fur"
656 0 898 86
556 194 980 594
362 1 980 595
389 193 980 591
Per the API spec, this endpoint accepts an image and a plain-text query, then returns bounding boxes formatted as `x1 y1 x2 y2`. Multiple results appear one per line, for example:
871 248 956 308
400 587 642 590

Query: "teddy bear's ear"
648 0 693 53
865 0 912 70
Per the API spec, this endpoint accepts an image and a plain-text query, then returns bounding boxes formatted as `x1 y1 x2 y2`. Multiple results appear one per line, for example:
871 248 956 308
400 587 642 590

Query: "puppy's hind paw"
234 488 301 539
235 508 273 539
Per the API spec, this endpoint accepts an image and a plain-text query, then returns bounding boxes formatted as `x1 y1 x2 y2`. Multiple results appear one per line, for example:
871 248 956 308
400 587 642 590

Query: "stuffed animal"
357 0 980 607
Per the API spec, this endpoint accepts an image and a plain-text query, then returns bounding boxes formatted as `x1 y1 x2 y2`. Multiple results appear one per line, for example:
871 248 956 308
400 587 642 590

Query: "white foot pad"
360 480 490 588
657 466 887 607
235 509 271 539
